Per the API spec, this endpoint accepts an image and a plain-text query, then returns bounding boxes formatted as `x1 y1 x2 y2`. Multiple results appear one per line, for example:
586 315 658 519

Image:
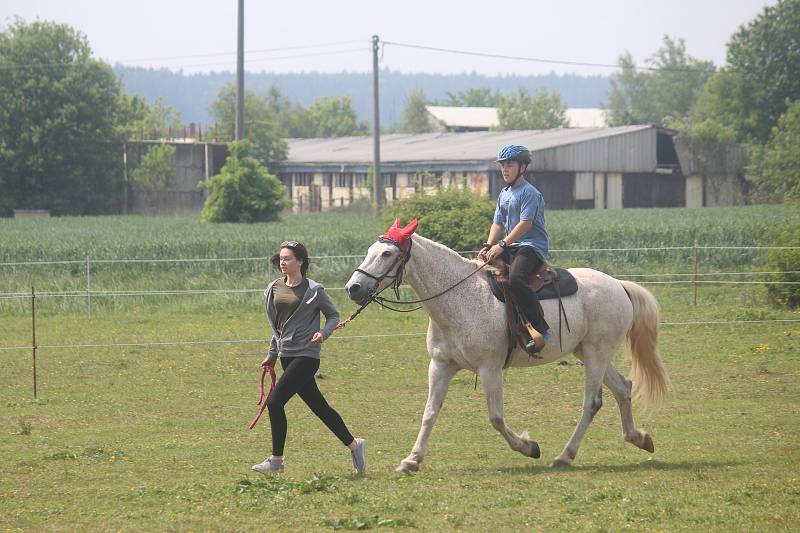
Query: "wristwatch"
498 240 507 249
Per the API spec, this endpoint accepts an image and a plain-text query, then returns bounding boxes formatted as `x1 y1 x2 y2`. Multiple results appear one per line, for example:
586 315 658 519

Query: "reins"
337 238 491 328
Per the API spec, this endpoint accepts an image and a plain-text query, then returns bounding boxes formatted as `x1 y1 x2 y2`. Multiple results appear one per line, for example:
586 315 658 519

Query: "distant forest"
115 66 610 129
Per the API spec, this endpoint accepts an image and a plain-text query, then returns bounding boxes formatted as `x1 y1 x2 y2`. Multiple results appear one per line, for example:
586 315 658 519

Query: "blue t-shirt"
493 180 549 260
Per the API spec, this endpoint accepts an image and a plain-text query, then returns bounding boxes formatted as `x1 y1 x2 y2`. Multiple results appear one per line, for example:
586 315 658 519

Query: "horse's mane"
412 233 501 275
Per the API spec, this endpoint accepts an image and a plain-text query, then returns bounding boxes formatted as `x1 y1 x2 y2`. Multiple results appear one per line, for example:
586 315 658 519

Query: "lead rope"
248 362 276 429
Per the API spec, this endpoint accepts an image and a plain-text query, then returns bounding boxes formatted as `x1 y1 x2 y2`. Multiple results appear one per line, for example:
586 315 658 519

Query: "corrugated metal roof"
281 125 667 173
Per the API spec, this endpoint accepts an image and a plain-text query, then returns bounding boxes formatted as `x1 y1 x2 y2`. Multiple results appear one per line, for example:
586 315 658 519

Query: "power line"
381 40 716 73
0 45 369 72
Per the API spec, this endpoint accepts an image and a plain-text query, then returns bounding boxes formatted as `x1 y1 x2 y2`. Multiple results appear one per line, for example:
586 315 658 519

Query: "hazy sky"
3 0 775 76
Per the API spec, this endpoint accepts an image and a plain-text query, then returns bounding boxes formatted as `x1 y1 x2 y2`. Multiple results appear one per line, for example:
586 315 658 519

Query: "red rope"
248 362 276 430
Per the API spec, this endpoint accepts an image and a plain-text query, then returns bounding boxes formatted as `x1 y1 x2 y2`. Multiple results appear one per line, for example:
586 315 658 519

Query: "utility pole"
235 0 245 140
371 35 384 206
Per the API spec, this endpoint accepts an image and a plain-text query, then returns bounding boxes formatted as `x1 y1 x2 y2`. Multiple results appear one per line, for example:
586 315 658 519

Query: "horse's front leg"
479 365 541 459
396 358 459 473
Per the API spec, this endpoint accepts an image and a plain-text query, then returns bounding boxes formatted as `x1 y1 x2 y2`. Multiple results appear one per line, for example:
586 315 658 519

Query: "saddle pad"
489 268 578 302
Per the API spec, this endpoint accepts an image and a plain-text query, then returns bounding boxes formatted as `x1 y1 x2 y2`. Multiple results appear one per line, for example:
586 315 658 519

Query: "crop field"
1 205 799 531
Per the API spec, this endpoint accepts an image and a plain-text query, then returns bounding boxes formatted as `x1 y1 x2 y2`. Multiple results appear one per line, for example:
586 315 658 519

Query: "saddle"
487 258 578 366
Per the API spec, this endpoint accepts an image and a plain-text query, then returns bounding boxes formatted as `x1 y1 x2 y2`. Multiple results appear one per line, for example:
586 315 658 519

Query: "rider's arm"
502 219 534 246
486 223 504 245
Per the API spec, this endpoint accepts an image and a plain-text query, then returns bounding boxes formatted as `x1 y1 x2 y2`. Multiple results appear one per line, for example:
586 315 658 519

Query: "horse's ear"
391 218 401 229
401 219 419 237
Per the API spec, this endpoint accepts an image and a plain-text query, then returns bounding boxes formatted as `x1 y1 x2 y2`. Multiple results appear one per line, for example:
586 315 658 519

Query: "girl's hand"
311 331 325 344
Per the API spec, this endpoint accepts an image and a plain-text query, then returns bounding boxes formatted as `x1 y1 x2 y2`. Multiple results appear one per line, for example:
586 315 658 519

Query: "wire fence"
2 244 799 303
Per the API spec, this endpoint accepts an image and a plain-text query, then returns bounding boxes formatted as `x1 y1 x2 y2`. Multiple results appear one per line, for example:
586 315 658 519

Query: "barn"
275 124 685 211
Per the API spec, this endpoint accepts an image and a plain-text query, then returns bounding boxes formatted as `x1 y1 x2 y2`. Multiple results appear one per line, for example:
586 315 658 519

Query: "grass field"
1 206 799 531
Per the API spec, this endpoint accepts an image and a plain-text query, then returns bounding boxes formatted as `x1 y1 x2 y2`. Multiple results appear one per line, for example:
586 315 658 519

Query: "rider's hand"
478 243 492 262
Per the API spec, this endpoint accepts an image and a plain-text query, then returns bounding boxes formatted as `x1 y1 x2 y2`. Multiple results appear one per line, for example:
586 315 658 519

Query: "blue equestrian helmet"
496 145 532 165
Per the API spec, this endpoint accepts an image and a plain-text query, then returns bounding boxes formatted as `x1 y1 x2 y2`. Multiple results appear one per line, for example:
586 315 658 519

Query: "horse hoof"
395 460 419 473
549 458 571 468
529 441 541 459
641 433 655 453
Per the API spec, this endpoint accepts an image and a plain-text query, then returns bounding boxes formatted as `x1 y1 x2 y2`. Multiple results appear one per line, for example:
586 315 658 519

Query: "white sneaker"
350 438 366 474
251 457 284 474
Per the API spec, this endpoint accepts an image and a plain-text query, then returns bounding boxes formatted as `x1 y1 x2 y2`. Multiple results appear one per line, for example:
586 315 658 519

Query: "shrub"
764 201 800 308
200 140 291 223
382 187 494 251
130 144 175 191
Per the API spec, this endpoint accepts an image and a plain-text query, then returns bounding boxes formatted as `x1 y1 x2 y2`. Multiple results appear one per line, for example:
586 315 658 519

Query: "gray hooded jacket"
265 278 340 362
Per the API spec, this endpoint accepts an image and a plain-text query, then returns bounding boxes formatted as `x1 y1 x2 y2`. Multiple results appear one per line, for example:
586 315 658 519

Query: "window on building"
353 173 367 188
322 173 333 187
294 173 312 186
335 173 351 188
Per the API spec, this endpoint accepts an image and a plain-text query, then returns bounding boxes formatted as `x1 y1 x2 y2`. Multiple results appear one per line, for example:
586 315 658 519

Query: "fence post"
31 286 37 399
86 255 92 315
693 240 699 306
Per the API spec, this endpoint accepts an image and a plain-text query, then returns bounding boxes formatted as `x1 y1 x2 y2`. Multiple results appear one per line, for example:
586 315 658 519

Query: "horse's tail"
620 280 670 407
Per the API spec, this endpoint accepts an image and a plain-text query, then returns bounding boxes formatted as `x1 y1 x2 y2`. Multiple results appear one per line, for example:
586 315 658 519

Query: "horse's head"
345 219 419 305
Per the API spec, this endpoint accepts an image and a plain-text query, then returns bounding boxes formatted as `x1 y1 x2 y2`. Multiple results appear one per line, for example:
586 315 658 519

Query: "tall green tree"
208 82 287 167
264 85 313 138
605 36 714 126
747 100 800 202
115 94 182 141
496 88 568 130
199 140 290 223
400 89 434 133
0 19 124 215
723 0 800 143
307 95 368 137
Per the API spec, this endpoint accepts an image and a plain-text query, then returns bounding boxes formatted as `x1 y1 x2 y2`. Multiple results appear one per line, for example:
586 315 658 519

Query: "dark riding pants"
506 246 550 334
267 356 354 456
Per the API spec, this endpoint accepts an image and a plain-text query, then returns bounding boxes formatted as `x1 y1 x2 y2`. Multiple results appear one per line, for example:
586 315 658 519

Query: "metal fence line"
1 319 797 354
2 244 799 268
2 277 800 301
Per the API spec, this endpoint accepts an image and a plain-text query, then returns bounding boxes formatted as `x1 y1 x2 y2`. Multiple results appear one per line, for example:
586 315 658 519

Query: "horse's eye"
381 250 392 257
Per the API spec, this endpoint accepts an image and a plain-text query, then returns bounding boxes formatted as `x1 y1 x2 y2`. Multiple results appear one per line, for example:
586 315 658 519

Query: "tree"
115 94 182 141
264 85 312 138
130 144 175 192
307 95 368 137
496 88 568 130
605 36 714 126
436 88 502 107
199 140 291 223
724 0 800 143
746 100 800 202
207 82 287 167
400 89 434 133
0 19 124 215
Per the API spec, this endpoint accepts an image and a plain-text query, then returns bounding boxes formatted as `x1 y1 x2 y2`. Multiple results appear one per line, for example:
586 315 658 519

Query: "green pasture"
1 283 799 531
1 205 799 530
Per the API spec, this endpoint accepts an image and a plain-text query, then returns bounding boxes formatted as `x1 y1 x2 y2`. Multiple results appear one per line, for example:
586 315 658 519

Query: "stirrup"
524 322 546 354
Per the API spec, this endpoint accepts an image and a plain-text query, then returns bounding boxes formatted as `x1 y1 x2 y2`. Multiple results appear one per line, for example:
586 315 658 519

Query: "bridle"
338 237 490 329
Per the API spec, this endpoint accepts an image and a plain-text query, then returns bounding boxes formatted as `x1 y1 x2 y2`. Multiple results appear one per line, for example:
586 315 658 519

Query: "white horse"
345 220 669 472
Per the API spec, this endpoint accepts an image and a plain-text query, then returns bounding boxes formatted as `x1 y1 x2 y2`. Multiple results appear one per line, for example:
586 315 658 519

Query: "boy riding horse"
479 145 550 353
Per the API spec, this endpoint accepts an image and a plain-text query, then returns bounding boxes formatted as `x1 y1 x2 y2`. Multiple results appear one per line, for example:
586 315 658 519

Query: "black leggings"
506 246 550 334
267 356 354 456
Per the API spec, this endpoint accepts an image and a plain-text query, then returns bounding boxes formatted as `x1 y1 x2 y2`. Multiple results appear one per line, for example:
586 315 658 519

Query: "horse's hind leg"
551 348 608 467
396 358 459 473
604 363 654 453
479 365 541 459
